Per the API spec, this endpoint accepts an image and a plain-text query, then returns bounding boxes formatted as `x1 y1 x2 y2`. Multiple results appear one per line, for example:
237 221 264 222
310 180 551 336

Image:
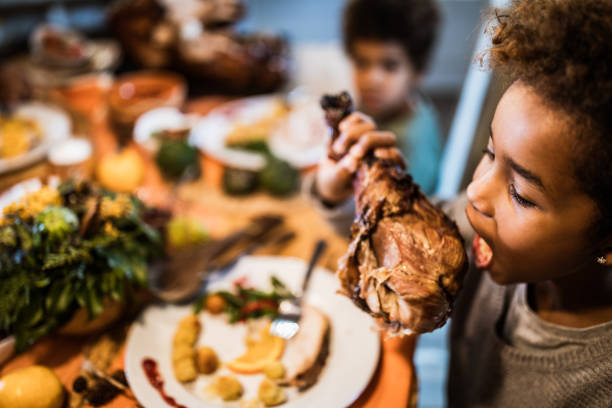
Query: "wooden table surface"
0 88 416 408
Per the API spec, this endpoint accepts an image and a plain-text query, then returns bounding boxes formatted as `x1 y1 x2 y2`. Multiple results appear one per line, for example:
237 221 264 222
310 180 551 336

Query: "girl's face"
350 40 418 121
465 82 601 285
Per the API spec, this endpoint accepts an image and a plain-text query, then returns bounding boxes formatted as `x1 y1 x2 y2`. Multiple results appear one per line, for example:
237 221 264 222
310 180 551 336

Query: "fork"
269 239 327 340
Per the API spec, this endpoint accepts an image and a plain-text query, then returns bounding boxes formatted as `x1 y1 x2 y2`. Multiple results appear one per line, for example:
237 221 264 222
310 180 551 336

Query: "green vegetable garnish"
155 139 200 181
224 140 300 197
0 181 164 351
194 276 294 323
258 156 300 196
35 206 79 240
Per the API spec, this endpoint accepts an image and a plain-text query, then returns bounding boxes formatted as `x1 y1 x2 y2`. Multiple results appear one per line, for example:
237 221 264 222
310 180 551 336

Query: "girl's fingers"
349 131 397 159
337 152 360 175
338 112 375 134
332 121 376 155
335 143 403 181
374 147 406 169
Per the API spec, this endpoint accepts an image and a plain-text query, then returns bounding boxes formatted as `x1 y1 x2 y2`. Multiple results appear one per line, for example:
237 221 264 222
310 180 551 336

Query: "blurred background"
0 1 507 406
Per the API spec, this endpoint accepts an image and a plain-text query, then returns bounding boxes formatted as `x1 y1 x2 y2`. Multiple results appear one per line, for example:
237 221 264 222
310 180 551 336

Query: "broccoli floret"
35 206 79 240
155 140 200 181
258 156 299 196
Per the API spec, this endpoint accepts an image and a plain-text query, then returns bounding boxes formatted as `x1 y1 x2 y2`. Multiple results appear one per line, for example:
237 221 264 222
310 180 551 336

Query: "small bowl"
58 298 125 336
108 71 187 144
48 137 93 181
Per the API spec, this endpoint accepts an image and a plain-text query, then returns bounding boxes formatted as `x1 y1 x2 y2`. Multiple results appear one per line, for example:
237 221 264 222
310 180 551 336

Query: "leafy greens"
0 181 164 352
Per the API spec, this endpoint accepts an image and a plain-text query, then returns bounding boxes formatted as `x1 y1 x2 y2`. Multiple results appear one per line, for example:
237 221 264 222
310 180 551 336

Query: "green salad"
0 180 165 351
194 276 295 323
223 141 300 197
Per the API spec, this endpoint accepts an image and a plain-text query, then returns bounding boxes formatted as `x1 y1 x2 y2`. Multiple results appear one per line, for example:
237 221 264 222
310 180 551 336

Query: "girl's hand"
315 112 405 204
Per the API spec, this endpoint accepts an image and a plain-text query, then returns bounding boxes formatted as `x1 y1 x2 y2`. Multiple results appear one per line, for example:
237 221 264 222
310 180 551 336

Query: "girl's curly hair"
486 0 612 240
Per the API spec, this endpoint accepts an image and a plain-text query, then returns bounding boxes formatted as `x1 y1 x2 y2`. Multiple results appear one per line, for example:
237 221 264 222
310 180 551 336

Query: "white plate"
189 95 327 170
0 103 71 174
125 256 380 408
268 99 328 169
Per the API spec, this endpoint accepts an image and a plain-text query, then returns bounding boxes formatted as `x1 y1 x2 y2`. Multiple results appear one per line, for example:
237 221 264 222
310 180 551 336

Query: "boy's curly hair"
343 0 440 73
486 0 612 239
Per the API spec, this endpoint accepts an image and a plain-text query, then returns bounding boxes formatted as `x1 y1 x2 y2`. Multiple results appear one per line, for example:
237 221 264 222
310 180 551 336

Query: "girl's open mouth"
473 234 493 269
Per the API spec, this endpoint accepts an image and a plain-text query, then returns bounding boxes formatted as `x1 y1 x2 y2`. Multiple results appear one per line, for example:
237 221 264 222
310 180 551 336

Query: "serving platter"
125 256 380 408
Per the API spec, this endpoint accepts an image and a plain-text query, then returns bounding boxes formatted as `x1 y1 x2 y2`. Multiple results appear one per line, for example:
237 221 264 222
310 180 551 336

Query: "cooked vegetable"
258 155 299 196
155 139 200 181
222 167 258 195
0 116 41 159
213 376 243 401
258 378 286 406
0 181 164 352
263 361 286 380
196 346 219 374
172 315 201 383
204 294 226 314
194 276 294 323
35 206 79 241
226 140 300 196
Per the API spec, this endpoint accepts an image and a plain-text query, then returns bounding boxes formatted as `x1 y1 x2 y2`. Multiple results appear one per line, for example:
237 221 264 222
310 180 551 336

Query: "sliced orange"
227 324 285 374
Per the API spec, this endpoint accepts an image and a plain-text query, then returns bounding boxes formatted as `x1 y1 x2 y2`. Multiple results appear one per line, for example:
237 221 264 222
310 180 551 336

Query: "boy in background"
342 0 442 195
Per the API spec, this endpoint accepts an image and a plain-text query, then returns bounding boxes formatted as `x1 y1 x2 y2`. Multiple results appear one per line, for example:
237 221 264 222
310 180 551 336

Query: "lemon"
0 365 64 408
226 324 284 374
96 148 144 193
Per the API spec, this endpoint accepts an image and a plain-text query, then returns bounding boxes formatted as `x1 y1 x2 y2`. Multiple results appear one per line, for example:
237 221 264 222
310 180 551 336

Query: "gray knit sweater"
448 263 612 407
304 178 612 407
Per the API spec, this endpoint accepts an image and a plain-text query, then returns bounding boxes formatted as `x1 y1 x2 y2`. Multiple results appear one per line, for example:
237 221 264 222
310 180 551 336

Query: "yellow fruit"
226 324 284 374
96 148 144 193
0 365 64 408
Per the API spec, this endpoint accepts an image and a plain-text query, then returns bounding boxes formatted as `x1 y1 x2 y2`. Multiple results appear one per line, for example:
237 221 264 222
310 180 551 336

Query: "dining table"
0 84 417 408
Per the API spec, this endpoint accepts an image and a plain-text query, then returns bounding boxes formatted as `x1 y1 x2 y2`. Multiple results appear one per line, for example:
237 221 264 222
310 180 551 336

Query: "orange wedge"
227 324 285 374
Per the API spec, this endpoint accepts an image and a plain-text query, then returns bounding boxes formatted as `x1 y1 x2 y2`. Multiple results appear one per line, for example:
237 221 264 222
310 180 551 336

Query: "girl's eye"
509 184 536 208
482 147 495 160
382 59 399 72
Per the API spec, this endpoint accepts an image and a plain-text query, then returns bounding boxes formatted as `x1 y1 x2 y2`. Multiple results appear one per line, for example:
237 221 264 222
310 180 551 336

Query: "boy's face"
350 40 418 120
465 82 602 285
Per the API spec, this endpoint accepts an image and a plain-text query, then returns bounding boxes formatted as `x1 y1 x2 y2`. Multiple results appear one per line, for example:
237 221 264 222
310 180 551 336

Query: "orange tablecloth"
2 333 416 408
0 92 416 408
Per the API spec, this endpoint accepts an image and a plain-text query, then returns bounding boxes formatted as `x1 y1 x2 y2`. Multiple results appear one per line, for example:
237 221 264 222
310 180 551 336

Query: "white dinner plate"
0 103 71 174
133 107 200 153
125 256 380 408
189 95 327 171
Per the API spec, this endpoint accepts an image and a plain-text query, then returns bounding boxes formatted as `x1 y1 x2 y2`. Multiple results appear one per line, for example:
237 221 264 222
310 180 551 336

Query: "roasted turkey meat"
321 92 468 335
